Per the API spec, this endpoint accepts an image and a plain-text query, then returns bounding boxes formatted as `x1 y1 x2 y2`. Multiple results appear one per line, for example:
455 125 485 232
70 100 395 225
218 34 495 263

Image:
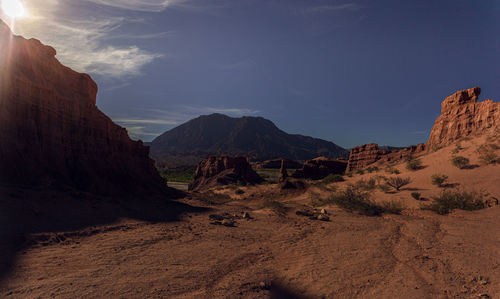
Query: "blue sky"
3 0 499 148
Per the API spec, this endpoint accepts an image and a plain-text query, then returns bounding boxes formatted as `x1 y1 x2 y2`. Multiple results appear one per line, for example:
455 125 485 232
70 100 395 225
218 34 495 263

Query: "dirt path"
1 193 499 298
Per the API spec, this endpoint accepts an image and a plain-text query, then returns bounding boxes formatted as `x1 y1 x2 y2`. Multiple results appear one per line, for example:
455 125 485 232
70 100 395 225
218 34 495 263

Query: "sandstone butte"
347 87 499 172
0 20 166 195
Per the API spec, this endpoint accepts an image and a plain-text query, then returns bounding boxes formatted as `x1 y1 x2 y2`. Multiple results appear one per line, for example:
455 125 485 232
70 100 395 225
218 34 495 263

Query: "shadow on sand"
0 183 209 283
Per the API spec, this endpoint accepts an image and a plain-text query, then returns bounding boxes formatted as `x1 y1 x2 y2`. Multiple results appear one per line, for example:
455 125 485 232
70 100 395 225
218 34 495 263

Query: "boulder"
0 21 166 195
188 156 263 191
292 157 347 180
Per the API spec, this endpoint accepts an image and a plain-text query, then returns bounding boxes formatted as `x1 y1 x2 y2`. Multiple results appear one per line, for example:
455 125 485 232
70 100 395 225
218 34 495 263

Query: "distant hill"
149 113 347 167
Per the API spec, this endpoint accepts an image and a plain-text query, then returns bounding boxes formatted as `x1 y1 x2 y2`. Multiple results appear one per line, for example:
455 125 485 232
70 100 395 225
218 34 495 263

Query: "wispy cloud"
3 0 173 78
84 0 187 12
304 3 362 14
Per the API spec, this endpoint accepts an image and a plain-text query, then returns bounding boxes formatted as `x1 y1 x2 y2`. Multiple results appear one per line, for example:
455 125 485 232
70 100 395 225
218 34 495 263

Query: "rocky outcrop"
0 21 166 194
292 157 347 180
346 144 426 172
253 159 303 170
427 87 499 149
278 160 288 183
188 156 263 191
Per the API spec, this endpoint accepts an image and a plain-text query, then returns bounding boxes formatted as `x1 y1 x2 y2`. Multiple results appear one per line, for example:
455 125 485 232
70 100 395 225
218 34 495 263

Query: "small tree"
431 174 448 188
451 156 470 169
385 176 411 191
411 192 421 200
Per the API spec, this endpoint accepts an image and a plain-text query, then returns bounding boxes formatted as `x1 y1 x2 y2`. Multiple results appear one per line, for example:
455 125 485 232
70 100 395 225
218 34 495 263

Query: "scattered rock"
317 214 330 221
242 212 252 219
485 197 499 208
221 219 235 227
320 209 327 214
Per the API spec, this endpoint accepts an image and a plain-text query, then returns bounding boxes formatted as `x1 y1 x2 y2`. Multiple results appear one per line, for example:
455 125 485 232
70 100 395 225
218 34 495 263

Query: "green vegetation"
385 176 411 191
411 192 421 200
431 174 448 188
159 166 196 183
406 157 423 171
422 190 485 215
322 174 345 184
322 186 402 216
261 200 287 216
451 156 470 169
477 144 499 165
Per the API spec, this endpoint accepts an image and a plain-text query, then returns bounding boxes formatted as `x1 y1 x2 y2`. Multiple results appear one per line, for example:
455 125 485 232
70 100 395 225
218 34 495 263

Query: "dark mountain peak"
150 114 347 167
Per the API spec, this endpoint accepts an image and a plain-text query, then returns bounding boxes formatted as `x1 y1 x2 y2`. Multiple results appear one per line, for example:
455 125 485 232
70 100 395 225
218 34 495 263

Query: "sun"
1 0 25 19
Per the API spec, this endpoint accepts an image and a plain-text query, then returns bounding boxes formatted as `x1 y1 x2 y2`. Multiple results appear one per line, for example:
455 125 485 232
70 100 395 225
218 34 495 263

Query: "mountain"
150 113 347 167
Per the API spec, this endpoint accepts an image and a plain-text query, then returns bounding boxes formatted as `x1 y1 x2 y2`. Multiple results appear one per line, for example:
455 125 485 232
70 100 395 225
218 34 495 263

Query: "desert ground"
1 135 499 299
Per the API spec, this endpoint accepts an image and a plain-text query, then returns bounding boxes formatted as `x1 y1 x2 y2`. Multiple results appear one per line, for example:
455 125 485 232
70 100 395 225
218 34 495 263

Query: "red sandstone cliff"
426 87 499 149
347 87 498 172
0 21 166 194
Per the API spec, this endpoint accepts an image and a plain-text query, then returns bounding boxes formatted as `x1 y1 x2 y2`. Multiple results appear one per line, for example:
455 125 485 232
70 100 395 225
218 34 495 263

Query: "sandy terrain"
0 135 499 298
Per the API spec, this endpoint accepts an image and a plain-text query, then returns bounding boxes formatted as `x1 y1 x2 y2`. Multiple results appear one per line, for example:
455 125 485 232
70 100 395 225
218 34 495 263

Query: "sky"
2 0 499 148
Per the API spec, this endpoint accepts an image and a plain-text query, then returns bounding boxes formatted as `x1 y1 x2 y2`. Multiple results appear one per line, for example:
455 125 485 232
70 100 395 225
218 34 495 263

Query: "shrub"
431 174 448 188
422 190 485 215
366 166 380 173
411 192 421 200
385 166 400 175
325 186 402 216
451 156 470 169
326 186 383 216
356 169 365 175
322 174 345 184
380 200 404 214
378 184 392 193
406 157 423 171
235 189 245 195
477 144 499 165
354 178 377 191
385 176 411 191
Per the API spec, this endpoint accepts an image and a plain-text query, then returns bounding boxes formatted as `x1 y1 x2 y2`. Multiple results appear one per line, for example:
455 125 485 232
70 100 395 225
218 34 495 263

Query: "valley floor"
1 191 499 299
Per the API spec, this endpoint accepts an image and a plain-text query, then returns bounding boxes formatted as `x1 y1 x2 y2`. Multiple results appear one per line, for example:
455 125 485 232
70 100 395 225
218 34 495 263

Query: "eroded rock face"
292 157 347 180
253 159 303 170
427 87 499 149
346 144 426 172
188 156 263 191
0 21 165 194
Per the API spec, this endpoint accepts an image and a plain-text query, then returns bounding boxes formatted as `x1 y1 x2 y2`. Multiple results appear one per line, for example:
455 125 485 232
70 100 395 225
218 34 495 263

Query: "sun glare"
1 0 25 19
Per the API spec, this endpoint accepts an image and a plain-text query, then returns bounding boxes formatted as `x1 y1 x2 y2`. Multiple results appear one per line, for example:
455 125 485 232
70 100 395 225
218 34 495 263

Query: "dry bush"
431 174 448 188
477 144 499 165
451 156 470 169
385 176 411 191
422 189 485 215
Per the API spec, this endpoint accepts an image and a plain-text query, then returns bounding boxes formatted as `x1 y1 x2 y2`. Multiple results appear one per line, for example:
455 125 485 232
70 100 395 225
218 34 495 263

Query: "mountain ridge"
150 113 347 167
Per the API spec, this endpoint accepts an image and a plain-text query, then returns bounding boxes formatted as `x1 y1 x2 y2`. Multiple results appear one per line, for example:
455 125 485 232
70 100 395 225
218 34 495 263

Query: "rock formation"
346 144 425 172
427 87 499 149
278 160 288 183
253 159 303 170
188 156 263 191
292 157 347 180
0 21 166 195
346 87 498 172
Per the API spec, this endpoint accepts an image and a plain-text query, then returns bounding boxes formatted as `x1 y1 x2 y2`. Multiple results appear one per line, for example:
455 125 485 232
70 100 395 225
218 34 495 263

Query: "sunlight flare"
1 0 25 19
